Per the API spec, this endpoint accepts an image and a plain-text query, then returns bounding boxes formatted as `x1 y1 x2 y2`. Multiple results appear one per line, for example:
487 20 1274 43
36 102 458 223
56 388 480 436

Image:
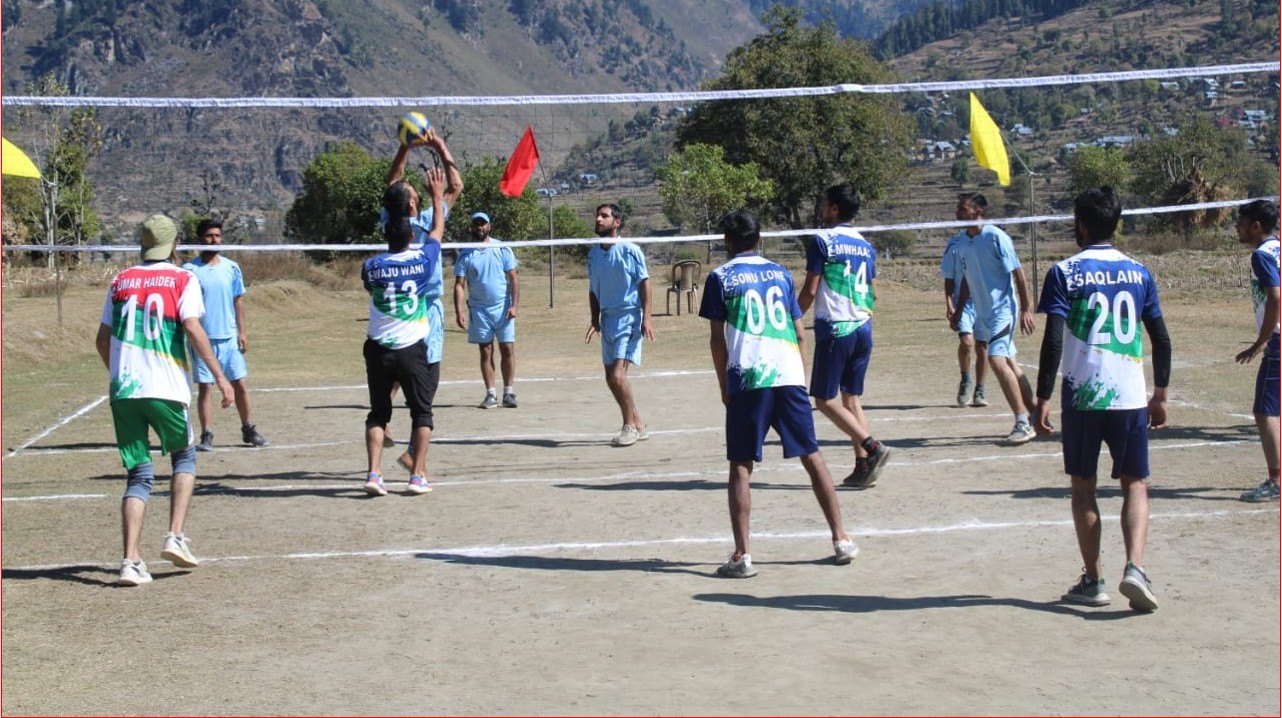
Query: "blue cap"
471 212 491 224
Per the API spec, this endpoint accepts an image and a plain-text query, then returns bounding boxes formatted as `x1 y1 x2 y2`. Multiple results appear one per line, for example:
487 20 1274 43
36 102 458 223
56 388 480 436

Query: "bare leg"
728 461 753 558
842 393 870 459
197 383 213 433
957 334 973 375
814 395 870 457
604 360 643 428
168 471 195 537
499 342 516 387
988 354 1029 416
799 451 849 542
232 379 253 427
121 497 146 562
1119 475 1150 566
479 342 496 391
409 425 433 477
1069 475 1103 580
365 425 385 475
975 341 990 387
1258 414 1281 482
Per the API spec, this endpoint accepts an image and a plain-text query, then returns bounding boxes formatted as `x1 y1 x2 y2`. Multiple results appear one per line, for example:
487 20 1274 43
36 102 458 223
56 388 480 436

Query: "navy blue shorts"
809 321 873 400
1253 335 1279 417
726 385 820 463
1061 406 1149 480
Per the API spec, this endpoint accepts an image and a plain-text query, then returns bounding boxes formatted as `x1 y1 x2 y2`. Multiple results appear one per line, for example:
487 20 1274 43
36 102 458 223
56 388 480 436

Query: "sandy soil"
2 271 1278 715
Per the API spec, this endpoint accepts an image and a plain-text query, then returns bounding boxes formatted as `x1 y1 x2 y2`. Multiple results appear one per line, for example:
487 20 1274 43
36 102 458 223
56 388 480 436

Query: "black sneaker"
863 443 893 487
241 424 268 447
842 464 871 489
196 431 215 452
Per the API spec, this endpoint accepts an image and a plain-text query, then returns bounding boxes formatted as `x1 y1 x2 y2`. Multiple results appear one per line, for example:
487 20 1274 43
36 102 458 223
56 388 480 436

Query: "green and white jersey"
805 225 876 341
1250 237 1280 335
100 262 205 404
698 253 806 395
1037 246 1163 411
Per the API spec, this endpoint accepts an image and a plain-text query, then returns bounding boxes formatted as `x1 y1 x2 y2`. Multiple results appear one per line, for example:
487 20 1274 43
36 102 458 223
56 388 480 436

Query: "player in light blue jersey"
383 131 462 471
183 218 268 450
455 211 519 409
798 184 891 489
360 167 446 497
941 223 989 407
951 193 1038 445
1034 187 1171 612
700 209 857 578
585 203 654 448
1233 199 1281 502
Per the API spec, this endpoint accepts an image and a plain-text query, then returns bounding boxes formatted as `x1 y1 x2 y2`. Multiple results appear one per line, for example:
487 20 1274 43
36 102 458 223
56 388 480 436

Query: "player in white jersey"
1232 200 1281 502
798 184 891 489
699 209 857 578
1033 187 1171 612
96 215 233 586
360 168 446 497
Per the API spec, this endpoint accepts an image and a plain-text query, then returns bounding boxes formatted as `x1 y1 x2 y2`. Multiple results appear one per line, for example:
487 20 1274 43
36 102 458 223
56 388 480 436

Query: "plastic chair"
666 259 702 316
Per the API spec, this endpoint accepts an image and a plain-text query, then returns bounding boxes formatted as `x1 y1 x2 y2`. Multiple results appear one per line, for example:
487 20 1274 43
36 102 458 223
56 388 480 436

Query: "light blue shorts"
468 302 515 345
955 300 975 335
600 310 643 366
426 299 444 363
976 314 1016 358
192 337 248 383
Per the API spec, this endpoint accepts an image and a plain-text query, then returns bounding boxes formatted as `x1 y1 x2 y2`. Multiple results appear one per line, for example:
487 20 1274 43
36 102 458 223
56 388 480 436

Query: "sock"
961 372 971 382
486 387 496 397
1017 412 1030 424
860 437 880 453
504 385 514 395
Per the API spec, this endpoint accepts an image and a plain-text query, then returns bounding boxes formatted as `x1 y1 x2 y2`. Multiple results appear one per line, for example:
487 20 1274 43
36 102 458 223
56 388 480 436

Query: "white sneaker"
834 538 859 565
1004 420 1036 445
611 425 641 447
717 554 758 578
479 394 498 409
117 559 153 586
161 533 200 568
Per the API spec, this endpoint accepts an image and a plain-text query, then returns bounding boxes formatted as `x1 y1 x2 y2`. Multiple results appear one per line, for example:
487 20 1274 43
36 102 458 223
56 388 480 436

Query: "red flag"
499 126 540 198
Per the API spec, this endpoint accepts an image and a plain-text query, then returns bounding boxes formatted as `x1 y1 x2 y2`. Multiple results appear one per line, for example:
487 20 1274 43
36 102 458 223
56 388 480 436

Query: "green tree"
1065 145 1131 196
284 141 388 255
950 157 971 185
656 143 774 233
675 6 914 228
1129 117 1249 238
7 73 103 268
447 157 543 244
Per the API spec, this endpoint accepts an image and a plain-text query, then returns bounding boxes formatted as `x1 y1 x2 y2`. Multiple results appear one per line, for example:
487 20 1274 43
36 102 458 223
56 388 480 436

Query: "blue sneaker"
1119 562 1159 612
1061 572 1110 606
1240 481 1280 503
363 472 387 497
406 475 433 495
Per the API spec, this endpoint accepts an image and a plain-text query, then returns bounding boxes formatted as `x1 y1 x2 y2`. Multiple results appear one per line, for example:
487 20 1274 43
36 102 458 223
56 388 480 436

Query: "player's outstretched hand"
584 323 599 343
1147 395 1168 430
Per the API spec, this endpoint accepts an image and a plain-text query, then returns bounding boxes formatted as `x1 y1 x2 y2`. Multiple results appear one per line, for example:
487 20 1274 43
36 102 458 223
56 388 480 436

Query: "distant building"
1159 81 1180 91
1095 135 1134 148
1011 123 1034 136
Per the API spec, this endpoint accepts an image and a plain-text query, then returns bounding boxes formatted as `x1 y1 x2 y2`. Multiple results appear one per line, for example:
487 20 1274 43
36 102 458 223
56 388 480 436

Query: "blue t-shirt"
1037 245 1162 411
182 256 245 340
455 241 518 308
957 224 1020 335
805 225 876 341
699 253 806 396
379 202 450 304
362 244 441 349
1250 237 1280 335
940 231 974 309
588 242 649 315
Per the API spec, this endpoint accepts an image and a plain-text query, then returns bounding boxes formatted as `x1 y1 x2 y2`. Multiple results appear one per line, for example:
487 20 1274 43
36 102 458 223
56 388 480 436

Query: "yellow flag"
2 138 41 178
969 93 1009 187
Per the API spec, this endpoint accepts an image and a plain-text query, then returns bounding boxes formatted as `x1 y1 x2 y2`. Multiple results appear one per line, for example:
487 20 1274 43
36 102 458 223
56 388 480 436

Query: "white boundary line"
2 438 1258 504
3 507 1272 573
5 396 107 458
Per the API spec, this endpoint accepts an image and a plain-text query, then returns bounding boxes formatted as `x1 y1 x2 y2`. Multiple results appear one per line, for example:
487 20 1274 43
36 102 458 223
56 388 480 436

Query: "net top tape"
4 62 1277 108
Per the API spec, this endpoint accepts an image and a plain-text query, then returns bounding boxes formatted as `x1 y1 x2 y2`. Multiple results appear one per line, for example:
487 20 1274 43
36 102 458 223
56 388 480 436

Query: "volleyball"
397 112 433 147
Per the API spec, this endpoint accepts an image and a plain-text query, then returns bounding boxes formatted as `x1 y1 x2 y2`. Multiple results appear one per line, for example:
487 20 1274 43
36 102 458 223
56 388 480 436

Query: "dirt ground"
2 263 1278 716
